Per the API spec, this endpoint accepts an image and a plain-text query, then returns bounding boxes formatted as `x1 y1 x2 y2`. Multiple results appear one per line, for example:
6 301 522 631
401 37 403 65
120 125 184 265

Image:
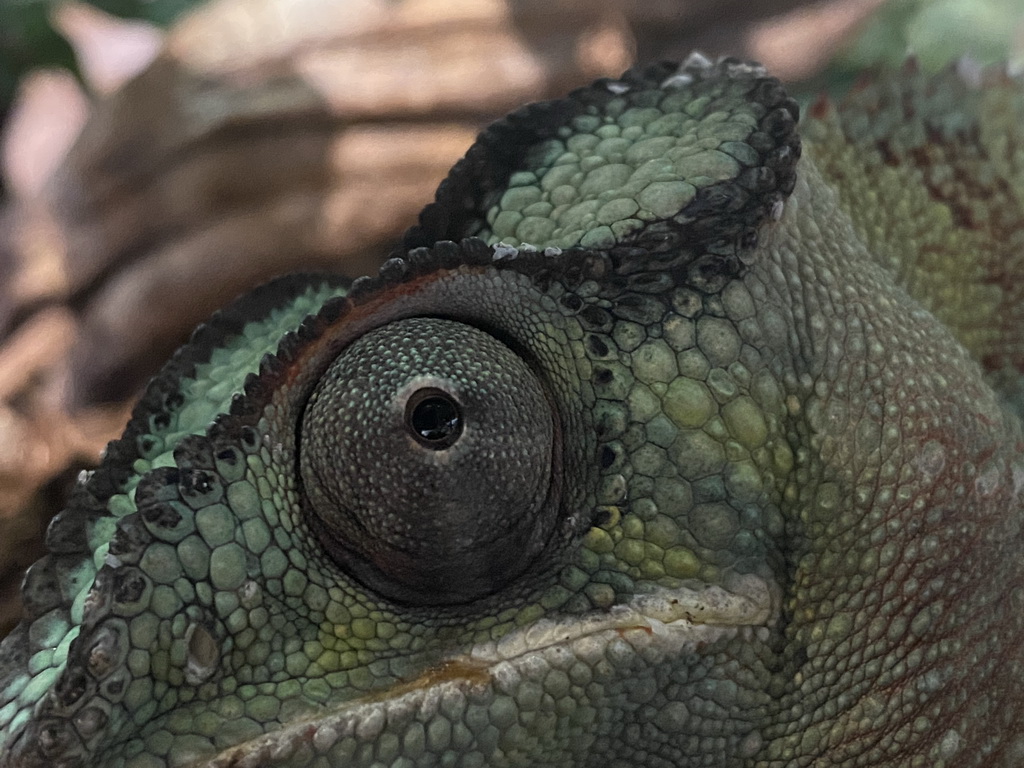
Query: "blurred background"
0 0 1022 634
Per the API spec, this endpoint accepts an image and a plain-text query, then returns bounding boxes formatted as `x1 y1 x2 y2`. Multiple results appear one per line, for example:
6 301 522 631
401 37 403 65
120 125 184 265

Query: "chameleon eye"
299 316 558 605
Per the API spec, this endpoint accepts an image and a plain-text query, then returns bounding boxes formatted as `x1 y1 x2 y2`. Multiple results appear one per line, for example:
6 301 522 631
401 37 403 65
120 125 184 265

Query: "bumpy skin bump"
1 57 1023 767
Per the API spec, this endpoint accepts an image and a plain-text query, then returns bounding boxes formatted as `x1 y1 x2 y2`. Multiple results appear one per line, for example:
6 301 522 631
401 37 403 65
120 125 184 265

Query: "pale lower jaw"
469 573 778 665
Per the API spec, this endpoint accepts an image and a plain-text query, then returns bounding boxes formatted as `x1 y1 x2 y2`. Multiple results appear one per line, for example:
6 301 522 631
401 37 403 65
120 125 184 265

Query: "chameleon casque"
1 54 1023 767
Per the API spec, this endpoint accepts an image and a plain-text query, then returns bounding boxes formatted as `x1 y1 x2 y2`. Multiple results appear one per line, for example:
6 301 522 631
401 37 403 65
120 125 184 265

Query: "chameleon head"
3 54 1024 767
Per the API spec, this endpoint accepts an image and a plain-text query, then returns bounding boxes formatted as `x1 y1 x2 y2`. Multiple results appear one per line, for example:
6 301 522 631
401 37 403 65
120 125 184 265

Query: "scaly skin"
0 56 1022 767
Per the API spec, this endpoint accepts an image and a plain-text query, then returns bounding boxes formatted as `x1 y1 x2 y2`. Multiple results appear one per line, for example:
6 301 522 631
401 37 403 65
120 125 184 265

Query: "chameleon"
1 53 1023 767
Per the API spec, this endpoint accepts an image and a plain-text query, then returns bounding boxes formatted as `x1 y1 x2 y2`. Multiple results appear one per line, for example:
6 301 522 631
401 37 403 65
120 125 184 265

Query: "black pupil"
408 393 462 448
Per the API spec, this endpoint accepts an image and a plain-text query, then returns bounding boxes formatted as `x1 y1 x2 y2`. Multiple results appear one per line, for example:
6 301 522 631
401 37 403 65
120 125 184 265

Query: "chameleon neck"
758 156 1024 762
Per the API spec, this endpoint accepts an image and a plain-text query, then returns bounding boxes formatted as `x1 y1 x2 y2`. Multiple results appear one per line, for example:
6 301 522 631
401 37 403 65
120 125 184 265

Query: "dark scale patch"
81 622 128 681
148 411 171 432
80 570 114 628
215 446 241 466
591 507 616 528
140 501 182 531
163 391 185 412
580 306 613 331
430 239 469 270
112 567 150 608
178 470 223 509
238 425 261 453
599 445 618 470
173 433 217 470
609 247 659 275
611 295 666 326
586 335 610 358
100 676 124 699
54 666 92 710
740 228 760 250
625 272 674 294
593 368 615 386
43 491 105 555
106 515 153 565
19 557 67 620
183 473 215 495
136 434 159 459
688 253 743 295
134 468 182 515
346 274 378 300
34 717 83 760
560 293 583 311
211 445 247 486
377 256 411 284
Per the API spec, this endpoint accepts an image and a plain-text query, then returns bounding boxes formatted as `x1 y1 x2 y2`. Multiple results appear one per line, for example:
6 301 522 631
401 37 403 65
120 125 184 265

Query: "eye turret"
300 316 557 605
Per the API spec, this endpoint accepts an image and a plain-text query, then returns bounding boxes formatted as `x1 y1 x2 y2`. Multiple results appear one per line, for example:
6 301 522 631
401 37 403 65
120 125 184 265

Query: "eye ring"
405 387 463 449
